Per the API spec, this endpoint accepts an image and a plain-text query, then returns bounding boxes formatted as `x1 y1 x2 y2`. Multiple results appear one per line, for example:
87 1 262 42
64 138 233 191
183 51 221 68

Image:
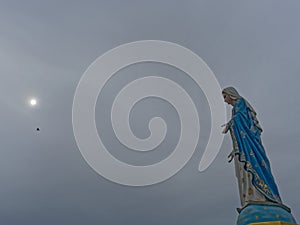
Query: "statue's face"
223 94 234 106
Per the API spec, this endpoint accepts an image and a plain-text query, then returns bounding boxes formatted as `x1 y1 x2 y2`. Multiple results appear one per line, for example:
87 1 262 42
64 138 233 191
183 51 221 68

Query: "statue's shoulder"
234 98 246 108
236 97 245 104
233 98 247 114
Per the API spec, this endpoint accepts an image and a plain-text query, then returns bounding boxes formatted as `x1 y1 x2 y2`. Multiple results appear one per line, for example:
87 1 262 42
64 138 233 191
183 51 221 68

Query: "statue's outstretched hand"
221 123 229 134
228 151 234 163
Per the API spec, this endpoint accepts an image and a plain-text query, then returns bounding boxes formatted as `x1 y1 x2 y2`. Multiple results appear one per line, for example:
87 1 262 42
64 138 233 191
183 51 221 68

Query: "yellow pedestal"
249 222 297 225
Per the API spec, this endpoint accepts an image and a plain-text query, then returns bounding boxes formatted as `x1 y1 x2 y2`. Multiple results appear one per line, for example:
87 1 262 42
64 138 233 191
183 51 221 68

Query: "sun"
30 98 37 106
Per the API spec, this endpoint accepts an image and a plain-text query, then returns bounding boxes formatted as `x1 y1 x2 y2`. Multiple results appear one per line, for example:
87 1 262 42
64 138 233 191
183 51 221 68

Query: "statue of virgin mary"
221 88 298 225
222 87 283 208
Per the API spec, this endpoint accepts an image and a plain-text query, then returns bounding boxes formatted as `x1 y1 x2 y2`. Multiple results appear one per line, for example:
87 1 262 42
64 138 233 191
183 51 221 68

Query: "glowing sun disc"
30 99 37 106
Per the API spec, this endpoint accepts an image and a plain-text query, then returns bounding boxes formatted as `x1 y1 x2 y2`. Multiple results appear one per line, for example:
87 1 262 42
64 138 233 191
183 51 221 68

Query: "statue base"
249 223 296 225
237 203 297 225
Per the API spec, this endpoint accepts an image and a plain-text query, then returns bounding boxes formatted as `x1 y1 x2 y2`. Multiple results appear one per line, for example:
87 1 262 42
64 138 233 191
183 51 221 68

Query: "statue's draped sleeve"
228 98 282 204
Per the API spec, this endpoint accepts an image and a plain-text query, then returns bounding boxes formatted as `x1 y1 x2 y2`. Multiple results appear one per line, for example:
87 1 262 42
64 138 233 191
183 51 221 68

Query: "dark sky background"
0 1 299 224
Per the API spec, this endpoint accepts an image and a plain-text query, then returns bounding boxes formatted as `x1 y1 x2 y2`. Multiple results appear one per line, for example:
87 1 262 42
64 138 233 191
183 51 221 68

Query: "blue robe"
228 98 282 204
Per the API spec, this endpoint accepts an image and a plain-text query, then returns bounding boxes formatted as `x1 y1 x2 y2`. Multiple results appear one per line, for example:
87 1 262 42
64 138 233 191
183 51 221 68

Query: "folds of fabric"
229 98 282 204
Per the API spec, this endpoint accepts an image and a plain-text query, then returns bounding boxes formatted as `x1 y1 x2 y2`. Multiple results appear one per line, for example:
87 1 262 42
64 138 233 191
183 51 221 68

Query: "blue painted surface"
231 98 281 203
237 204 297 225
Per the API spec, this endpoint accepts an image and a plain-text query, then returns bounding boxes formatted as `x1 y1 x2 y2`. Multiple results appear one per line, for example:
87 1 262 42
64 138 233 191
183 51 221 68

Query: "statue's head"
222 87 241 106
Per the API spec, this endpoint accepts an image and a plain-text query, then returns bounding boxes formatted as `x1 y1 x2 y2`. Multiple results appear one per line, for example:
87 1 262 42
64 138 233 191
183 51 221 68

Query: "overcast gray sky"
0 0 299 224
